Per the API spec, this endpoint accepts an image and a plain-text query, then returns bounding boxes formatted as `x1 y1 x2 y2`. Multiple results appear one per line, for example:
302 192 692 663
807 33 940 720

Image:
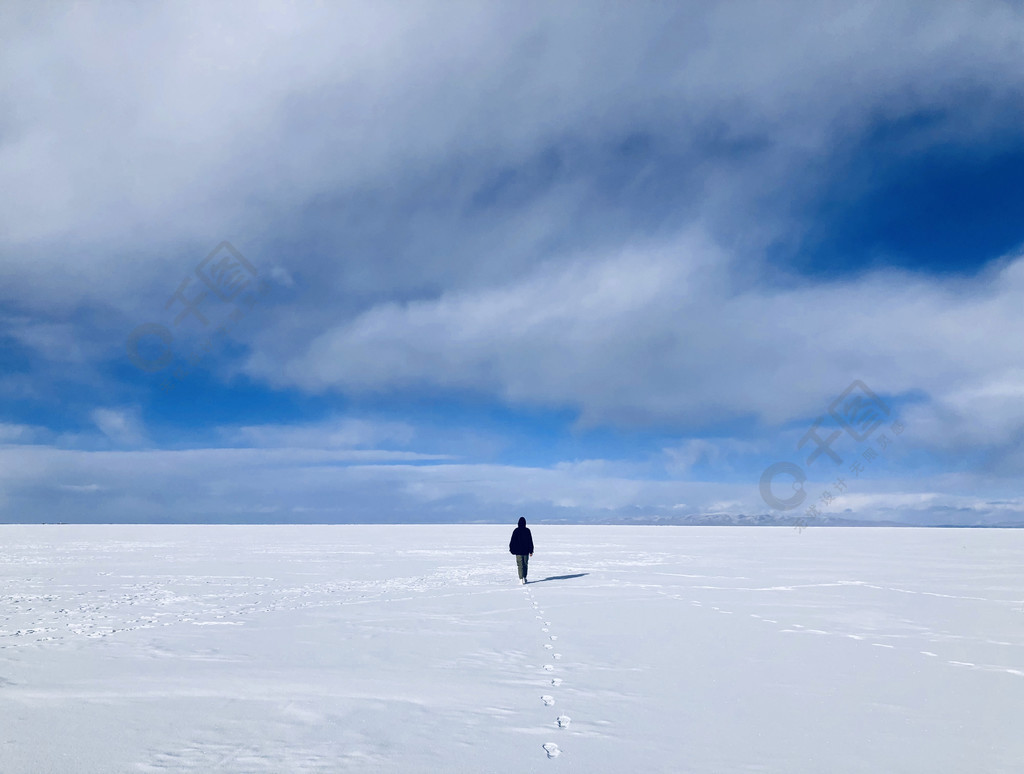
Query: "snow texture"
0 525 1021 772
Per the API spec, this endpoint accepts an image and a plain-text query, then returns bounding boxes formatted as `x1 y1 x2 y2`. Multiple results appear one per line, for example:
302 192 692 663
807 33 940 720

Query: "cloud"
663 438 764 478
901 368 1024 450
245 233 1024 443
0 423 38 443
90 407 148 447
3 2 1024 523
219 417 419 450
0 439 1017 525
58 483 105 493
3 1 1023 309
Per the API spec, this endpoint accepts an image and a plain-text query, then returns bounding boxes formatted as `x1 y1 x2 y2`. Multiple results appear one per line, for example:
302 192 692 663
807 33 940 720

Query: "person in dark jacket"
509 517 534 584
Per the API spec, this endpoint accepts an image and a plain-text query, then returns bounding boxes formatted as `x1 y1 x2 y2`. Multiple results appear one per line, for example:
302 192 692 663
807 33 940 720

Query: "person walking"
509 517 534 584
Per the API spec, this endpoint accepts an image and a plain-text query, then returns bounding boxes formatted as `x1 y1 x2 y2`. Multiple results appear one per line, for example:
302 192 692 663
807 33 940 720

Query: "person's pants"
516 554 529 580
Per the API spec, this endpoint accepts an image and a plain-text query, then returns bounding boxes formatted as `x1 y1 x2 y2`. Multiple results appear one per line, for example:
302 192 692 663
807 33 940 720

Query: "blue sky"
1 1 1023 525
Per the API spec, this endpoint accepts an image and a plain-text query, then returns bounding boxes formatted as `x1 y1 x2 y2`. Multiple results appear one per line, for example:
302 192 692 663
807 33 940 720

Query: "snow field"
0 524 1022 772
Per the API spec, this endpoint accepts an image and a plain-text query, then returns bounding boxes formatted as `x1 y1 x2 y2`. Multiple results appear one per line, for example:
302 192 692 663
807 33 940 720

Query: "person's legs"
522 553 529 582
516 554 526 580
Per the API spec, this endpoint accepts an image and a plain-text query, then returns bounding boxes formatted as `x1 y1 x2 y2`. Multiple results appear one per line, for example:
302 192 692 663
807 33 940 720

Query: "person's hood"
517 517 526 528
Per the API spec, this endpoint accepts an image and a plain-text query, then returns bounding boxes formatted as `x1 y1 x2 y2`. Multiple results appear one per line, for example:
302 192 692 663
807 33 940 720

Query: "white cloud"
0 441 1017 524
90 407 148 447
4 317 87 363
0 423 38 443
58 483 105 493
664 438 764 478
245 234 1024 441
220 417 418 450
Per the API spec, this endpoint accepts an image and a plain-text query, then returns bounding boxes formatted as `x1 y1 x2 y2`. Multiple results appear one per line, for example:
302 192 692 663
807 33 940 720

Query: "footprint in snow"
549 635 557 640
542 628 549 632
543 664 554 671
542 743 561 759
550 677 563 686
556 715 571 728
541 695 555 706
552 653 562 660
544 643 553 649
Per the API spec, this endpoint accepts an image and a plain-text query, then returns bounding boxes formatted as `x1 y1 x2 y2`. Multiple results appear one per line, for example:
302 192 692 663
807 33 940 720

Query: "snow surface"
1 525 1022 773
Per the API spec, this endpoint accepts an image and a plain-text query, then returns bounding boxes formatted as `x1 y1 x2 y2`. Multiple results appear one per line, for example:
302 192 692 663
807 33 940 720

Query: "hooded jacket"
509 517 534 555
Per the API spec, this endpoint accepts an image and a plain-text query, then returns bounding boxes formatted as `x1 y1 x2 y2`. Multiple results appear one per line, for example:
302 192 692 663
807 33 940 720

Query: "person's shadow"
528 573 588 584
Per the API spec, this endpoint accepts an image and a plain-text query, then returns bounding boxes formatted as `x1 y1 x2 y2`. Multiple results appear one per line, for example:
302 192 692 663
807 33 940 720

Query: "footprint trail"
523 583 574 762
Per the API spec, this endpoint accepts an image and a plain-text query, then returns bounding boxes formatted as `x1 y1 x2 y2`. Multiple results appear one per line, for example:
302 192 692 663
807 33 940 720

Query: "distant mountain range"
535 512 1024 528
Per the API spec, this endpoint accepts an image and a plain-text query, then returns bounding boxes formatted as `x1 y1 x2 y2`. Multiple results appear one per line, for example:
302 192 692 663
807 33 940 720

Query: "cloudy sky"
2 1 1022 525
